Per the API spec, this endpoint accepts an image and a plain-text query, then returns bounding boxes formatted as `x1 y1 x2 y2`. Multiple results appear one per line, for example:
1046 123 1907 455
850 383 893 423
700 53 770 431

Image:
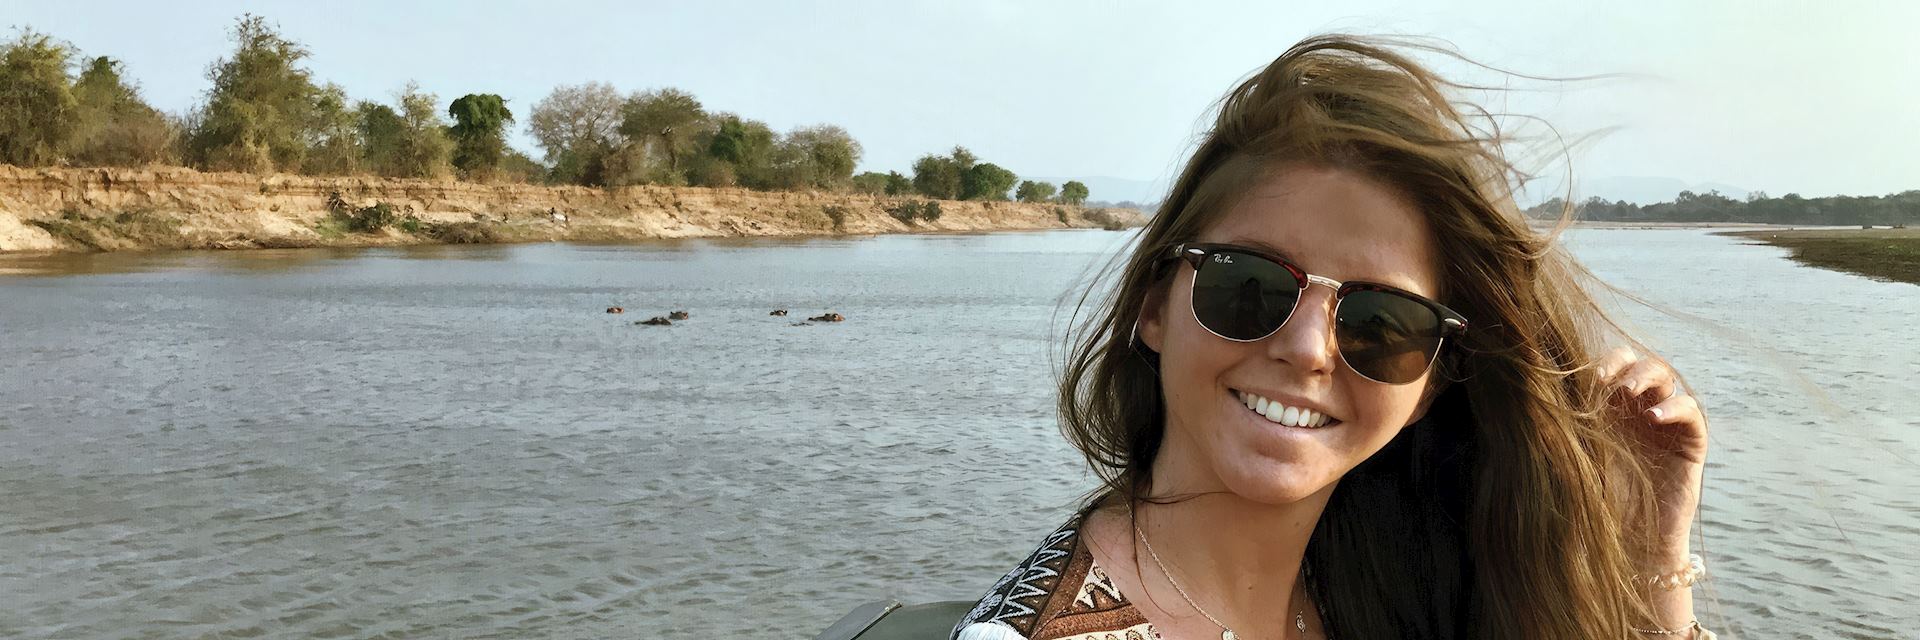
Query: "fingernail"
1649 408 1664 420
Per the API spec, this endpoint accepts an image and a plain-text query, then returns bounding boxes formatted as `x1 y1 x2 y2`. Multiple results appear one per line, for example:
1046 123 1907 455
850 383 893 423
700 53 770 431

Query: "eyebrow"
1221 237 1298 263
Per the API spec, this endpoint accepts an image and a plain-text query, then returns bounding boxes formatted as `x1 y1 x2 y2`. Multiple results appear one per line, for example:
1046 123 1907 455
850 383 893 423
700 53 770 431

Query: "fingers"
1595 346 1639 383
1645 392 1700 425
1598 347 1675 405
1615 357 1676 403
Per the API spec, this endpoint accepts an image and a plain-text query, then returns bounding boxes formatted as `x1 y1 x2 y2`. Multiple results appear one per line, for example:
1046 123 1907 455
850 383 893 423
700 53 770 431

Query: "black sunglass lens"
1334 290 1445 384
1191 250 1300 340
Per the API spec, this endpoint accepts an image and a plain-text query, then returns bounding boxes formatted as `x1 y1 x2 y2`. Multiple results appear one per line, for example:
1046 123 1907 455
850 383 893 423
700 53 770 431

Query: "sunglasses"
1170 242 1468 385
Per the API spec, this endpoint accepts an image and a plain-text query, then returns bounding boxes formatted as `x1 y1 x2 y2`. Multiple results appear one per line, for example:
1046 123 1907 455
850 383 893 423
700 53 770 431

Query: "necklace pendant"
1221 631 1237 640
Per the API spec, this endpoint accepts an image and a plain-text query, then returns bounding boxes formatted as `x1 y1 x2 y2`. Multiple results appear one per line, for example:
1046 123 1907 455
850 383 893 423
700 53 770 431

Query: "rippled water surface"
1 229 1914 638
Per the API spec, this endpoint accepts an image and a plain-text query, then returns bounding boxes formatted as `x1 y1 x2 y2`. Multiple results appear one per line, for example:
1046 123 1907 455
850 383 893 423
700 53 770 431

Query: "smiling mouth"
1232 389 1340 429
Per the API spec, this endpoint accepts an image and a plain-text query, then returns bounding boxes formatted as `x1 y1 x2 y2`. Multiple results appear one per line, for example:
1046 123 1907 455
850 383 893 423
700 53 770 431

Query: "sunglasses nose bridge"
1257 284 1341 375
1304 273 1343 291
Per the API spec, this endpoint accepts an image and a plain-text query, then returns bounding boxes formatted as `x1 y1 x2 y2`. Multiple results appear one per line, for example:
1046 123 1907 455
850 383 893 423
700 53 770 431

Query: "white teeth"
1235 390 1333 428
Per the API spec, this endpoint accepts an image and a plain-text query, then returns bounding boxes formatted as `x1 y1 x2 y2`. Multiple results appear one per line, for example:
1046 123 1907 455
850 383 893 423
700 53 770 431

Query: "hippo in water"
807 312 845 322
636 316 672 326
769 309 788 316
668 310 690 320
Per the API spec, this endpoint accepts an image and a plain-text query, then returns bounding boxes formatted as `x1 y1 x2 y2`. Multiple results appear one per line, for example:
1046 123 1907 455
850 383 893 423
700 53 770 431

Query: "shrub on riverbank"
822 205 849 231
325 192 417 233
425 221 499 244
1084 207 1129 231
887 200 940 225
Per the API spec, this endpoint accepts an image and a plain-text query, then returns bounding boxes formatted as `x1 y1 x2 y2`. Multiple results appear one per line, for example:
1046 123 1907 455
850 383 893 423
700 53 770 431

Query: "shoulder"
950 502 1151 640
948 507 1093 640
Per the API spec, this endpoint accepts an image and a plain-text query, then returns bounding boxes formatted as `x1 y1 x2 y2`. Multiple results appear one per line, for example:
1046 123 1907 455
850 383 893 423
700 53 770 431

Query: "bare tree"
527 82 622 184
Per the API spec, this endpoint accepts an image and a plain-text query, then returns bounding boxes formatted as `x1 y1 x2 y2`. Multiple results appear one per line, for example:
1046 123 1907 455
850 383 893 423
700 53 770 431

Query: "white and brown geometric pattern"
952 506 1155 640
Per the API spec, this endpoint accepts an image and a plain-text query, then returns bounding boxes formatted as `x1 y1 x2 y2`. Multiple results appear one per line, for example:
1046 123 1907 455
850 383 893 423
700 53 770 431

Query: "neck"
1133 433 1335 635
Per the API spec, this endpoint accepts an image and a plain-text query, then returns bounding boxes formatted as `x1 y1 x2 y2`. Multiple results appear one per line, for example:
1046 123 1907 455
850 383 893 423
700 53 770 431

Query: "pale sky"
6 0 1914 202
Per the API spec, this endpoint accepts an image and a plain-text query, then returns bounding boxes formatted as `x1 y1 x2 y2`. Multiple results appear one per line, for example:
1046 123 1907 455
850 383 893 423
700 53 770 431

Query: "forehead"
1200 166 1442 297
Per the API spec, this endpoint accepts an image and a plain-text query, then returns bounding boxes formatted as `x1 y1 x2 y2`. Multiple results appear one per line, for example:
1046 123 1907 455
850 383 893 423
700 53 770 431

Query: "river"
1 229 1913 638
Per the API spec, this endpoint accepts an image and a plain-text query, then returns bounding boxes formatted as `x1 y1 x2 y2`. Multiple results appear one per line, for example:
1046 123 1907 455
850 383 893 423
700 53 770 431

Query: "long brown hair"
1054 35 1666 639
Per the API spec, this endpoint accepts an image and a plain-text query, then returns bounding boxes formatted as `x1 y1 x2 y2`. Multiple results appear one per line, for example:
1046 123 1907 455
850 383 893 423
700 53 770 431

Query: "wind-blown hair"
1054 34 1668 640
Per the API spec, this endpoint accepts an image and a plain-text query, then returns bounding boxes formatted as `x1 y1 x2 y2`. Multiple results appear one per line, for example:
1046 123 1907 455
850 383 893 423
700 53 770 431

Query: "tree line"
0 16 1091 204
1529 189 1920 227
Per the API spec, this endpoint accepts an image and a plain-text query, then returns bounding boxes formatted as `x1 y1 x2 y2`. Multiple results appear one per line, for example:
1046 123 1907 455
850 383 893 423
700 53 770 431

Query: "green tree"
446 93 513 179
785 124 862 191
356 101 402 175
389 82 453 178
851 171 889 195
1059 180 1090 205
498 149 547 184
186 14 321 173
764 137 811 190
951 146 977 173
617 87 705 180
527 82 622 185
911 153 961 199
1016 180 1057 203
71 56 137 112
0 29 79 166
884 170 912 196
68 55 175 166
705 114 776 188
303 83 360 174
961 162 1017 201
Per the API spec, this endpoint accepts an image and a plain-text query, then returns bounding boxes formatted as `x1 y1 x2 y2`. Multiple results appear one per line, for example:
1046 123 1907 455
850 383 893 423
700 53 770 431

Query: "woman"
951 35 1712 640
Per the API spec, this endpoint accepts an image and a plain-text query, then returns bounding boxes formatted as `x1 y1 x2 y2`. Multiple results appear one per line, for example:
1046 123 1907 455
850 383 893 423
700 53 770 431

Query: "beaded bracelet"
1632 553 1706 591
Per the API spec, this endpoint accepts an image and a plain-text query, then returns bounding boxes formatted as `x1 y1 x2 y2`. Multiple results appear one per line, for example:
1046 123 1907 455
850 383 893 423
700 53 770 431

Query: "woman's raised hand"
1597 347 1709 558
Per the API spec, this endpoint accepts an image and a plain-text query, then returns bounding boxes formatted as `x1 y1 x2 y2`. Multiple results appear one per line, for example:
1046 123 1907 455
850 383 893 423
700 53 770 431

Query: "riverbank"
0 166 1145 253
1721 227 1920 284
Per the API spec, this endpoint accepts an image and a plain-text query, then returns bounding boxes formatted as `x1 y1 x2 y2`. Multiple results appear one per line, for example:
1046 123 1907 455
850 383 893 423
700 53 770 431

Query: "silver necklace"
1132 513 1309 640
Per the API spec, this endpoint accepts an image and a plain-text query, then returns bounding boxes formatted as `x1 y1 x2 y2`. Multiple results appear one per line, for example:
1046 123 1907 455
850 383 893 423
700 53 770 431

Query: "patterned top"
950 503 1156 640
948 504 1720 640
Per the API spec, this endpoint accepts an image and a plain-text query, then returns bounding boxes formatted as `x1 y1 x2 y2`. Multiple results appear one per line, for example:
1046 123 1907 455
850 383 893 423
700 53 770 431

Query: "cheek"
1339 378 1431 452
1156 288 1237 397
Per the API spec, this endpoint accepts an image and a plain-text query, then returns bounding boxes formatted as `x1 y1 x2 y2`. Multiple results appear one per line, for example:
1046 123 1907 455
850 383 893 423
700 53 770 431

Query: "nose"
1264 285 1338 376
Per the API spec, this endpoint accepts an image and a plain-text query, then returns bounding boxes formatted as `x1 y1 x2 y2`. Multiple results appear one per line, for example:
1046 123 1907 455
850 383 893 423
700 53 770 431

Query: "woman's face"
1137 165 1444 504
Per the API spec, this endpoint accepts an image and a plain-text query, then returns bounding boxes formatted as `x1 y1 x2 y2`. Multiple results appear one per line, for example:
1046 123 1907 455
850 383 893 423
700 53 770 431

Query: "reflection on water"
0 230 1913 638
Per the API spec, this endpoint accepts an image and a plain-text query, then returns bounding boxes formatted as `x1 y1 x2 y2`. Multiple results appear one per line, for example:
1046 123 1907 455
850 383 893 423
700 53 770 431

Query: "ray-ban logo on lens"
1213 254 1234 264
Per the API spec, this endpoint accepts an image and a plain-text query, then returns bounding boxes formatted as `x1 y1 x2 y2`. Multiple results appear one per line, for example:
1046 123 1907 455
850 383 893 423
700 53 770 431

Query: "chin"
1216 455 1340 505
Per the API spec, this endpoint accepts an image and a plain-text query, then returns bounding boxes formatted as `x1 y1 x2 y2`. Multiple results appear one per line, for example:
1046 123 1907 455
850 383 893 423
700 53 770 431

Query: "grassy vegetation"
1724 228 1920 284
423 221 500 244
26 208 184 251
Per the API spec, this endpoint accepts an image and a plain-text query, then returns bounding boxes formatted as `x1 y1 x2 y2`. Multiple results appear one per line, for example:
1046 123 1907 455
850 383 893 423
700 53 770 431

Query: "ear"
1135 276 1171 353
